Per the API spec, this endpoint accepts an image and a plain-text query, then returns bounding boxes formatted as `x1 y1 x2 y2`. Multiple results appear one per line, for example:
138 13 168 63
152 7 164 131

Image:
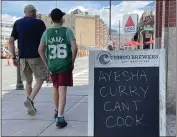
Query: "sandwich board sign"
123 14 138 34
88 49 166 137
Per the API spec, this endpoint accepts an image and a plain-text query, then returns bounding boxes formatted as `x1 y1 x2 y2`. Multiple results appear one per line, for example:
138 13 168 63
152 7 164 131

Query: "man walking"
8 5 47 116
38 8 78 128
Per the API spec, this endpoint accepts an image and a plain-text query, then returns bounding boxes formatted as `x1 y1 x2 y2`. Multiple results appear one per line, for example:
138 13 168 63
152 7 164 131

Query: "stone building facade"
37 14 53 28
37 10 109 49
75 14 97 47
155 0 176 114
37 13 75 33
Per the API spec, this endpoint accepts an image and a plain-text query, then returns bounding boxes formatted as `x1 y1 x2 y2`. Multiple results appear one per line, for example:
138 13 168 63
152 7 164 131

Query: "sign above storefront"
139 4 154 26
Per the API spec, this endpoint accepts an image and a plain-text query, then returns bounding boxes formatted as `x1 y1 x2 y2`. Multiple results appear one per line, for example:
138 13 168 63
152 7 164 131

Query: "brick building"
103 24 109 48
155 0 176 114
95 18 108 48
99 19 105 48
95 16 100 48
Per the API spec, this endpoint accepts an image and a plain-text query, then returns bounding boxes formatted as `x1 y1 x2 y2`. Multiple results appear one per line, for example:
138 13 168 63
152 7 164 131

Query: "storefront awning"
140 27 154 33
144 27 154 31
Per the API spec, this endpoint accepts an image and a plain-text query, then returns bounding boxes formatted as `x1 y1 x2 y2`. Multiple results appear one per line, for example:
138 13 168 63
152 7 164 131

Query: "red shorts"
50 70 73 88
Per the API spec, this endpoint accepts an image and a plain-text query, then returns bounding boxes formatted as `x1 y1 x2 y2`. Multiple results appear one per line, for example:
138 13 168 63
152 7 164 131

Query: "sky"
2 1 154 32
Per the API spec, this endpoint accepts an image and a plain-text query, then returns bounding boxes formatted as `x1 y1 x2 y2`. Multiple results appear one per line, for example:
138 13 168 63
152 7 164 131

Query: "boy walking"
38 8 78 128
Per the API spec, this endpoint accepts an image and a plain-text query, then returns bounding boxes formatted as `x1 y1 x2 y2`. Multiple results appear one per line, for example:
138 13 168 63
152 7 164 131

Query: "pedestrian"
8 5 47 116
38 8 78 128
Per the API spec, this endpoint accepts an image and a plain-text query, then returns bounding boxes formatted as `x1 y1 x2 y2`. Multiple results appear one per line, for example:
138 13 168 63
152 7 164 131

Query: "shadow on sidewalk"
2 84 90 117
2 84 90 97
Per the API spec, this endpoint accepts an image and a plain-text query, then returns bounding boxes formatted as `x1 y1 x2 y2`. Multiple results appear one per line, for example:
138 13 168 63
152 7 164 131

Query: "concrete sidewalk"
2 85 88 136
2 85 176 136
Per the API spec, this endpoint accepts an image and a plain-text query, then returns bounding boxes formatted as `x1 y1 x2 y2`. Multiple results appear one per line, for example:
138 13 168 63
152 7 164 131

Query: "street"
1 56 176 136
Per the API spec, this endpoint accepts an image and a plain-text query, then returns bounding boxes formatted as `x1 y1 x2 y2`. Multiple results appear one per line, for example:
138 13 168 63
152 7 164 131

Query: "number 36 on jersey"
48 44 67 59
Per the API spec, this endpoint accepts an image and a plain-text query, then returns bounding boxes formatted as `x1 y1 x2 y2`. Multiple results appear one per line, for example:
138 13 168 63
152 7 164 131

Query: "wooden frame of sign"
88 49 166 137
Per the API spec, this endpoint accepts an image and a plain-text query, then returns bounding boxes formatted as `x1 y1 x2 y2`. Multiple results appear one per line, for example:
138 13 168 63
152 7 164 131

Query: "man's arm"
9 21 18 58
9 37 16 58
39 21 46 36
66 28 78 64
38 43 48 67
38 30 48 68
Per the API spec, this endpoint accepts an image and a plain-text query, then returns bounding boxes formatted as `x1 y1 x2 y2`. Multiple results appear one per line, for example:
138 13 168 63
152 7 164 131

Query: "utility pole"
109 0 111 37
105 0 112 50
116 20 121 49
16 56 24 90
16 65 24 90
118 20 120 49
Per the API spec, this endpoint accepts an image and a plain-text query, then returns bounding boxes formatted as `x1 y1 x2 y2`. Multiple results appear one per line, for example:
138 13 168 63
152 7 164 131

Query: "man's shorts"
20 58 48 82
50 70 73 88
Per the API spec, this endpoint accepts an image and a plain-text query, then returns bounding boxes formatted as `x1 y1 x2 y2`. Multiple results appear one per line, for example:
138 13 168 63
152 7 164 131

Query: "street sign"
123 14 138 34
89 49 166 137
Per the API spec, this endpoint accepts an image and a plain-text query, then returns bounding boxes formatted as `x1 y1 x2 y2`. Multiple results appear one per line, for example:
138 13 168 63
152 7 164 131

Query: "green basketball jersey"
45 27 72 74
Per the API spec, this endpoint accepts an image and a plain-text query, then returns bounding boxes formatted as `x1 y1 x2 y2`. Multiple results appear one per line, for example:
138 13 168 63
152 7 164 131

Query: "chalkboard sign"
94 67 159 137
88 49 166 137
